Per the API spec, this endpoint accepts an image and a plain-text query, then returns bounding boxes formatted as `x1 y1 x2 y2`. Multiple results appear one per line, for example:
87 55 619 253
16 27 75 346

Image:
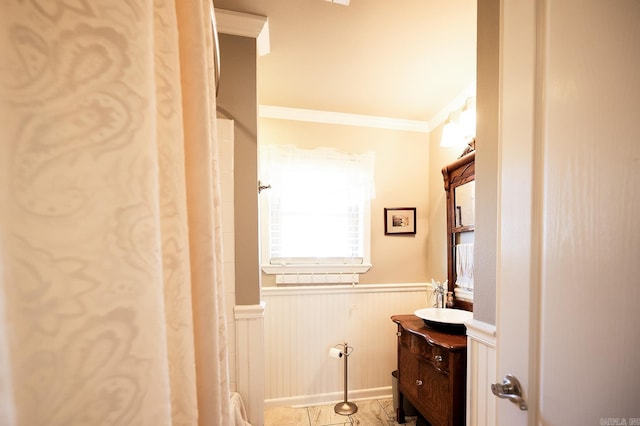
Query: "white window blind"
260 145 375 269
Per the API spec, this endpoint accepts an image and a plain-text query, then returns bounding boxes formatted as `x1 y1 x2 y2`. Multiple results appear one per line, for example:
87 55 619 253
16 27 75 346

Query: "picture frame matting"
384 207 416 235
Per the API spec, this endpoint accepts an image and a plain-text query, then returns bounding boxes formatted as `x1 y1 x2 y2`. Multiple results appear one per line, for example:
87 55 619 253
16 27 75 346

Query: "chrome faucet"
432 279 447 308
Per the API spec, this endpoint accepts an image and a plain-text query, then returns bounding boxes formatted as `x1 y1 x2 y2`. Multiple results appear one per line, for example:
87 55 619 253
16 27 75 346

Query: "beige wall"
423 0 500 324
258 118 432 286
473 0 499 325
425 122 461 286
217 34 261 305
216 31 485 307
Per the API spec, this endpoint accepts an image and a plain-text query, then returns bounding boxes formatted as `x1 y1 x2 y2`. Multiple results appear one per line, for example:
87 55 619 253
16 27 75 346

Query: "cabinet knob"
396 331 402 337
434 355 443 362
416 380 423 386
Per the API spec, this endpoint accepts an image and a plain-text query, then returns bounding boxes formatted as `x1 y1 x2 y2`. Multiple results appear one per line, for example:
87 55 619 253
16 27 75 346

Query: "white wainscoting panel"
262 283 432 407
466 319 497 426
235 303 265 426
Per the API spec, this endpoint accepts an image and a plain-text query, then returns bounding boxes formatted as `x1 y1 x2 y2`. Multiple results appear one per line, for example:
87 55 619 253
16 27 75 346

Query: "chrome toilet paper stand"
332 342 357 415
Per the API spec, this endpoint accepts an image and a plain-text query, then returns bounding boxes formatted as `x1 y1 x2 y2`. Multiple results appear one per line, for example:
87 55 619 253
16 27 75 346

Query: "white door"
495 1 640 424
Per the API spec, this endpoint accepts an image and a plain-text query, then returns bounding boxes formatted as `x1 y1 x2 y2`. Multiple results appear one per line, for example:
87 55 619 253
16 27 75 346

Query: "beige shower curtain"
0 0 234 424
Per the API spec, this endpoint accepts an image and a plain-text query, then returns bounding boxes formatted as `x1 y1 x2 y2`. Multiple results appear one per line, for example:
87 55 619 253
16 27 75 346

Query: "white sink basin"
415 308 473 325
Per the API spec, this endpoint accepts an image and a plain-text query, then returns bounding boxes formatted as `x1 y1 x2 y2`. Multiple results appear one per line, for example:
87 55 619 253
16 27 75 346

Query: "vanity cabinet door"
398 344 420 404
398 344 451 426
419 358 450 426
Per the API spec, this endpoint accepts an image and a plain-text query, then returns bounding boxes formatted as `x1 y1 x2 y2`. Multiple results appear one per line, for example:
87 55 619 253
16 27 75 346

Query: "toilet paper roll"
328 347 343 359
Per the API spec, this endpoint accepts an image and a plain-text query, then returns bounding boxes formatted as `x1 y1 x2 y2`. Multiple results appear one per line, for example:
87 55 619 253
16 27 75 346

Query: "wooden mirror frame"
442 151 475 312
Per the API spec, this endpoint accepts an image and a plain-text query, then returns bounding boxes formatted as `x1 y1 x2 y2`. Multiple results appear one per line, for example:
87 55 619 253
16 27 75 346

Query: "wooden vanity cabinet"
392 314 467 426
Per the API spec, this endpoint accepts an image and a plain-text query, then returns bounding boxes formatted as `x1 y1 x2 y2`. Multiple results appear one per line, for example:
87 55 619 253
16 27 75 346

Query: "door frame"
495 0 543 423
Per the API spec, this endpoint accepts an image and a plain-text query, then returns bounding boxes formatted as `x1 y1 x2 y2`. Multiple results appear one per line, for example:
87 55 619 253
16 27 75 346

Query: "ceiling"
214 0 477 126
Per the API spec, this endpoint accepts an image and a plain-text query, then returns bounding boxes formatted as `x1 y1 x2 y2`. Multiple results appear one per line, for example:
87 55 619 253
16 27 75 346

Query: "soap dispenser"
446 291 454 308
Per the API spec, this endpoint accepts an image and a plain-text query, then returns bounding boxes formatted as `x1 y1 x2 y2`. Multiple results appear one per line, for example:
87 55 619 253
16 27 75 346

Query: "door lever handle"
491 374 528 410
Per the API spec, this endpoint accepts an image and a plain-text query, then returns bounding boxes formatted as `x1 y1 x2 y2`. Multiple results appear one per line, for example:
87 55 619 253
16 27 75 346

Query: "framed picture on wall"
384 207 416 235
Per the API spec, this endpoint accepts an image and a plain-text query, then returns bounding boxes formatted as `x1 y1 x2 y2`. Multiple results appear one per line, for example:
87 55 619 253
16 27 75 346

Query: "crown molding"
259 81 476 133
215 8 270 56
259 105 430 133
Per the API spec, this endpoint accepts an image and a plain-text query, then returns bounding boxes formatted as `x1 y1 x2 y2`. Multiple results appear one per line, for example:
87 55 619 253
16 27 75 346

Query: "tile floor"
264 398 419 426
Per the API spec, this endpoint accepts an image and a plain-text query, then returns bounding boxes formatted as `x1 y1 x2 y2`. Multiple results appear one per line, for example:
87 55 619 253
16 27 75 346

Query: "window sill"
261 263 372 275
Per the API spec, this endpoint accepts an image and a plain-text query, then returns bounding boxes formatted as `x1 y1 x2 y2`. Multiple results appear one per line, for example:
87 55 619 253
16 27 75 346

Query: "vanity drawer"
401 331 450 373
432 346 449 373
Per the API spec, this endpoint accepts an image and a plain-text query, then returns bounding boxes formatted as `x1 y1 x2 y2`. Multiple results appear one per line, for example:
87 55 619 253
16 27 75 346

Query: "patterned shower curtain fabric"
0 0 232 425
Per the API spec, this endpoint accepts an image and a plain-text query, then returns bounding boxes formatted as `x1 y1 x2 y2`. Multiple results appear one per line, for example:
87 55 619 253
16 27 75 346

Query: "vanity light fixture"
323 0 350 5
440 113 465 147
440 97 476 149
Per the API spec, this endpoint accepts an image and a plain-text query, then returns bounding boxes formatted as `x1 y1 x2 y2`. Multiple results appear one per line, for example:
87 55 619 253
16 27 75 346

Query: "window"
259 145 375 282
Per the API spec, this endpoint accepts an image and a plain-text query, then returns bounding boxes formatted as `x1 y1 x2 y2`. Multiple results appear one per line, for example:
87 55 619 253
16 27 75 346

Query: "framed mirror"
454 180 475 228
442 152 475 311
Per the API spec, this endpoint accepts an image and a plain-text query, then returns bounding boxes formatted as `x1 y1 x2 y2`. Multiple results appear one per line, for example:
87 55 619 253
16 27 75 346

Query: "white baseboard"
264 386 392 409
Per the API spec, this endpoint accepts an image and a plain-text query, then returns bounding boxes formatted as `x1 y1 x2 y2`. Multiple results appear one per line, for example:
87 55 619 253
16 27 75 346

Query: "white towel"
230 392 252 425
455 243 474 290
